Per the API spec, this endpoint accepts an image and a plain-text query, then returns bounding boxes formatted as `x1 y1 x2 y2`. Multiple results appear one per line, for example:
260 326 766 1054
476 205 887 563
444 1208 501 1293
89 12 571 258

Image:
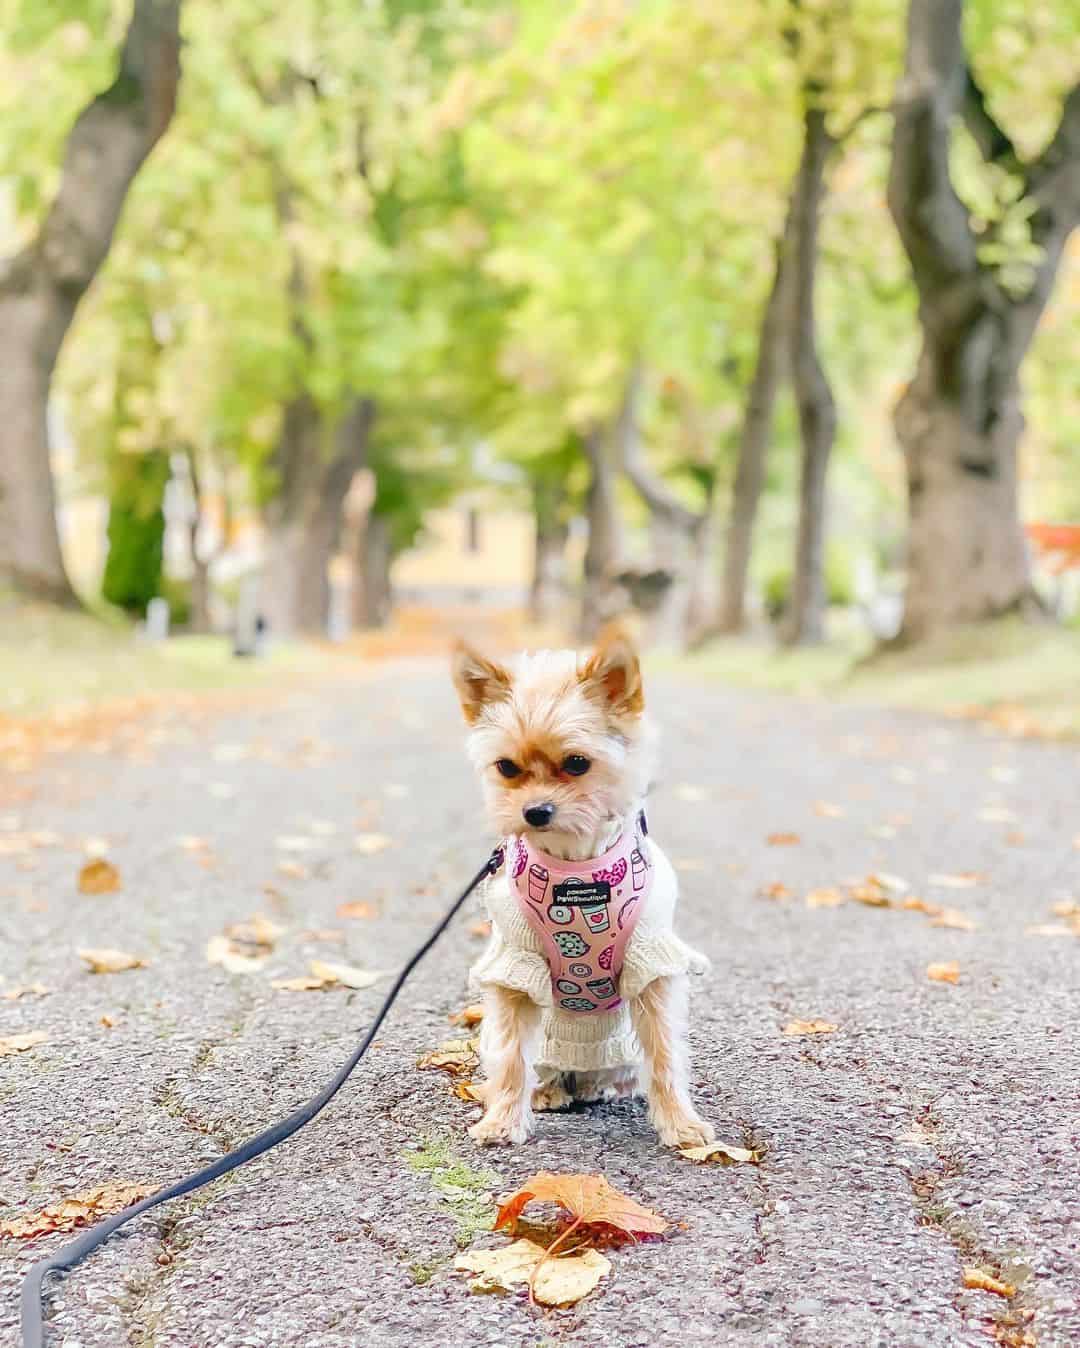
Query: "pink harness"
505 813 652 1014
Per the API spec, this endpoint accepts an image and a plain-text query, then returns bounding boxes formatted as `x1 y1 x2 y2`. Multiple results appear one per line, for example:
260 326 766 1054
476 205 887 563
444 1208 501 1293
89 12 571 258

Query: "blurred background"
1 0 1079 731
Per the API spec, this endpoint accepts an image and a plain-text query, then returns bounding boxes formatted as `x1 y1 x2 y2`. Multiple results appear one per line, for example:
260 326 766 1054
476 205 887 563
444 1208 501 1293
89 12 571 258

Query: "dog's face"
451 626 653 854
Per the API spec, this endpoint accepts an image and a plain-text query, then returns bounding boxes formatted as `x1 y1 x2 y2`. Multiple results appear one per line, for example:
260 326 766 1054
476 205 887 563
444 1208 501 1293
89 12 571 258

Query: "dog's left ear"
451 640 512 723
579 623 644 717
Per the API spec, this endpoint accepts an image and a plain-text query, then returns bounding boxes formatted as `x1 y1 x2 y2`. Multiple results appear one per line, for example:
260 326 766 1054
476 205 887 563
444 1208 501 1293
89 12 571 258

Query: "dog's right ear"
451 641 512 723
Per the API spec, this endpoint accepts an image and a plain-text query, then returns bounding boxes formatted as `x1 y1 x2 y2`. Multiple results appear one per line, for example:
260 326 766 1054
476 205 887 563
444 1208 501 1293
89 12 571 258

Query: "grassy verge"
675 615 1080 738
0 599 335 719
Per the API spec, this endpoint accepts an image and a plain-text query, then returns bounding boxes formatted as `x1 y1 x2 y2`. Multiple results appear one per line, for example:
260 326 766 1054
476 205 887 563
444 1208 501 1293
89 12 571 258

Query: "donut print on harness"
552 930 589 959
559 996 597 1011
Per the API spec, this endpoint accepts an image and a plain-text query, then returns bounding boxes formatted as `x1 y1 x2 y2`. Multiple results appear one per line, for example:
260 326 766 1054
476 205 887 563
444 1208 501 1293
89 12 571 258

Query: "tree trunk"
783 105 836 647
718 206 795 633
529 477 569 625
888 0 1080 640
0 0 181 603
580 426 624 638
263 398 374 637
353 511 393 629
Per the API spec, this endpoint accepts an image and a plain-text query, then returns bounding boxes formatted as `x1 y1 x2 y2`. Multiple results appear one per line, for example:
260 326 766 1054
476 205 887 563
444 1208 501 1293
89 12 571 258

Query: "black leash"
20 848 503 1348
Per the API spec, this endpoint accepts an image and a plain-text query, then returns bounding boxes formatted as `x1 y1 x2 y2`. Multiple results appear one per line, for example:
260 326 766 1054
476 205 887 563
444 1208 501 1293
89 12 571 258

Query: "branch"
962 66 1021 173
887 0 980 295
617 365 704 535
1028 81 1080 234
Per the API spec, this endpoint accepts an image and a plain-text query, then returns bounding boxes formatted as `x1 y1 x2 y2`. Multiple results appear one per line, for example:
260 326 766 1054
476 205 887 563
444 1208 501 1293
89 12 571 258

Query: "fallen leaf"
206 913 283 973
100 1013 118 1028
277 860 310 880
354 832 393 855
1024 923 1073 938
929 872 984 889
454 1238 610 1306
337 901 376 920
766 832 800 847
805 888 845 909
77 857 121 895
1050 900 1080 919
453 1079 485 1103
308 960 382 990
0 1181 156 1240
783 1020 838 1036
1 982 50 1001
469 920 492 940
930 908 978 931
272 974 330 992
418 1037 480 1077
678 1141 760 1165
901 896 943 917
449 1004 484 1027
813 801 846 818
758 882 791 901
494 1172 668 1239
963 1267 1015 1298
927 962 960 984
79 948 146 974
175 835 210 852
851 882 893 908
275 834 316 852
0 1030 47 1056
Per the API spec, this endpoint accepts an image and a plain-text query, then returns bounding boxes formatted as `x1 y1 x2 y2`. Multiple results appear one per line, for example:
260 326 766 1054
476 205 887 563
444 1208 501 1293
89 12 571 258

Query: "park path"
2 661 1078 1348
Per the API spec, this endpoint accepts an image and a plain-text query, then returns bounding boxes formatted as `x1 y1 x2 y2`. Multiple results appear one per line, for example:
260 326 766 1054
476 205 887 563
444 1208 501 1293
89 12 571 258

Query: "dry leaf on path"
930 908 978 932
1025 923 1073 938
469 920 492 940
277 861 309 880
308 960 382 990
272 974 330 992
901 896 943 917
927 962 960 984
453 1079 484 1103
758 882 792 901
1 982 50 1001
79 948 147 974
783 1020 838 1036
206 914 283 973
454 1238 610 1306
814 801 846 818
806 888 845 909
77 858 121 895
354 833 393 855
963 1267 1015 1298
678 1141 760 1165
0 1181 155 1240
337 901 376 920
449 1004 484 1027
418 1037 480 1077
0 1030 47 1056
494 1172 668 1239
929 872 984 889
1050 900 1080 920
766 832 800 847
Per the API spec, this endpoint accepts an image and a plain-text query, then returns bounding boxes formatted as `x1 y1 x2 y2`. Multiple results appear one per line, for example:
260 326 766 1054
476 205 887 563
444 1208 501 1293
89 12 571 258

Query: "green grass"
404 1137 501 1249
0 598 334 718
675 615 1080 738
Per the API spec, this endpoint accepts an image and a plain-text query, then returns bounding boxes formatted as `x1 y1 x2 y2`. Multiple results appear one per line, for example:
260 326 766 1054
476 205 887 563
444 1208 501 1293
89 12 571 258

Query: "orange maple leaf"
495 1172 668 1239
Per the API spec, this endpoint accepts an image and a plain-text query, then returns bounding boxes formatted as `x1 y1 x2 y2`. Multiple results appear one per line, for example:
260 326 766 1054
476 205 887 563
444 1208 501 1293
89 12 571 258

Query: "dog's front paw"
468 1108 533 1146
654 1109 715 1150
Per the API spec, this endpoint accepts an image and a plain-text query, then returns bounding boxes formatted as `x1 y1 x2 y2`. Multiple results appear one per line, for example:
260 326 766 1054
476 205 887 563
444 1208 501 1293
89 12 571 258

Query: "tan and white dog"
451 624 713 1148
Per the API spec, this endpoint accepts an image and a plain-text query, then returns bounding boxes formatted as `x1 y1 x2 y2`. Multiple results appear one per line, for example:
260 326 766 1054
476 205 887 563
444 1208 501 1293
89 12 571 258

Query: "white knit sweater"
470 836 709 1071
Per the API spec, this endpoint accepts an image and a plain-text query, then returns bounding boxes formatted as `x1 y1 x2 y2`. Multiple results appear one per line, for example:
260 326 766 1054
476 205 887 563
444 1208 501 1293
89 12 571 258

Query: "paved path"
2 663 1078 1348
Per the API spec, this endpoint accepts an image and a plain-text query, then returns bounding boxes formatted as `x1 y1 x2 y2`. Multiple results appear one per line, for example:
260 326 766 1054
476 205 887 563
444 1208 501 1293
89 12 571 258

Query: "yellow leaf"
337 901 376 920
805 888 845 909
0 1030 47 1056
454 1238 610 1306
354 833 393 855
927 962 960 984
272 975 330 992
963 1267 1015 1298
418 1037 480 1077
929 872 984 889
930 908 978 931
449 1004 484 1027
758 882 791 900
79 948 146 974
678 1141 760 1165
767 832 801 846
495 1172 668 1237
308 960 382 990
783 1020 838 1036
813 801 845 818
901 896 943 916
77 858 121 895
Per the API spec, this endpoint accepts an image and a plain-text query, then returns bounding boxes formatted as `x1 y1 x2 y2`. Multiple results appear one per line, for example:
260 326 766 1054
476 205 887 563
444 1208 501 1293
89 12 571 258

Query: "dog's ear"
451 641 512 723
579 622 644 717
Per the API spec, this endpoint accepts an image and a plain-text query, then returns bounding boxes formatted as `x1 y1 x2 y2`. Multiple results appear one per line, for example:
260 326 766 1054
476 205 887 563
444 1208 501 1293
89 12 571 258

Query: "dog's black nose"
523 803 556 828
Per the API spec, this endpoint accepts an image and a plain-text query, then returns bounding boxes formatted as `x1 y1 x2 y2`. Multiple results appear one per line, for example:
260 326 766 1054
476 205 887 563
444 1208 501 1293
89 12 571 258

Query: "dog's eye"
562 754 591 776
495 758 522 779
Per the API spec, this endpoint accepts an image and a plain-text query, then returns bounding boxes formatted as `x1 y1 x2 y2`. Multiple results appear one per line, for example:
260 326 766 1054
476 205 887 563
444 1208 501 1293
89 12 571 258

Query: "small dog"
451 623 713 1148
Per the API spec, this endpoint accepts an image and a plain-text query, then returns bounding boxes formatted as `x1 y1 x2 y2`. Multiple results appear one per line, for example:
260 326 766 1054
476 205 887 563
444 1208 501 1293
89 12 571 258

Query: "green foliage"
101 452 169 615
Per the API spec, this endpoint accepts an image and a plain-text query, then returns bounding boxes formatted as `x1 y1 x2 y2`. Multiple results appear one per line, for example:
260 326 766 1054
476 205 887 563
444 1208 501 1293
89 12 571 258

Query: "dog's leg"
469 984 541 1145
631 975 714 1148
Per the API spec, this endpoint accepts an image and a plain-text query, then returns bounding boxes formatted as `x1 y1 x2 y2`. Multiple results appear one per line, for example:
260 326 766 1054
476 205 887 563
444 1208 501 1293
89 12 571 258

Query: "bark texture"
580 427 624 639
529 476 569 624
718 206 795 633
352 510 393 630
784 105 837 647
0 0 182 603
889 0 1080 640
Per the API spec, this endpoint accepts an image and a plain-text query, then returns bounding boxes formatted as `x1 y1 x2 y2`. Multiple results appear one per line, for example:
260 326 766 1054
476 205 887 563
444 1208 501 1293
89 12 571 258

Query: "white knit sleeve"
468 872 554 1006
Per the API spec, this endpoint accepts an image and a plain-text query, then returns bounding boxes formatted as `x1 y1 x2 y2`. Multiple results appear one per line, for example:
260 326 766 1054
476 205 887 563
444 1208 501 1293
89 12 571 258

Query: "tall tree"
0 0 182 603
889 0 1080 640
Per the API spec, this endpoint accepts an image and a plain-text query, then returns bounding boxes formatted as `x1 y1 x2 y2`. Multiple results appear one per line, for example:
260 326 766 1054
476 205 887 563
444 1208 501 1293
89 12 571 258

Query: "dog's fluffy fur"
451 625 713 1148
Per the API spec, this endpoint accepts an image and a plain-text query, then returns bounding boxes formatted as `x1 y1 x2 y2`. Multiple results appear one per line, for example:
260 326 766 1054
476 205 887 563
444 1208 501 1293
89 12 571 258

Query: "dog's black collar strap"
20 848 503 1348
